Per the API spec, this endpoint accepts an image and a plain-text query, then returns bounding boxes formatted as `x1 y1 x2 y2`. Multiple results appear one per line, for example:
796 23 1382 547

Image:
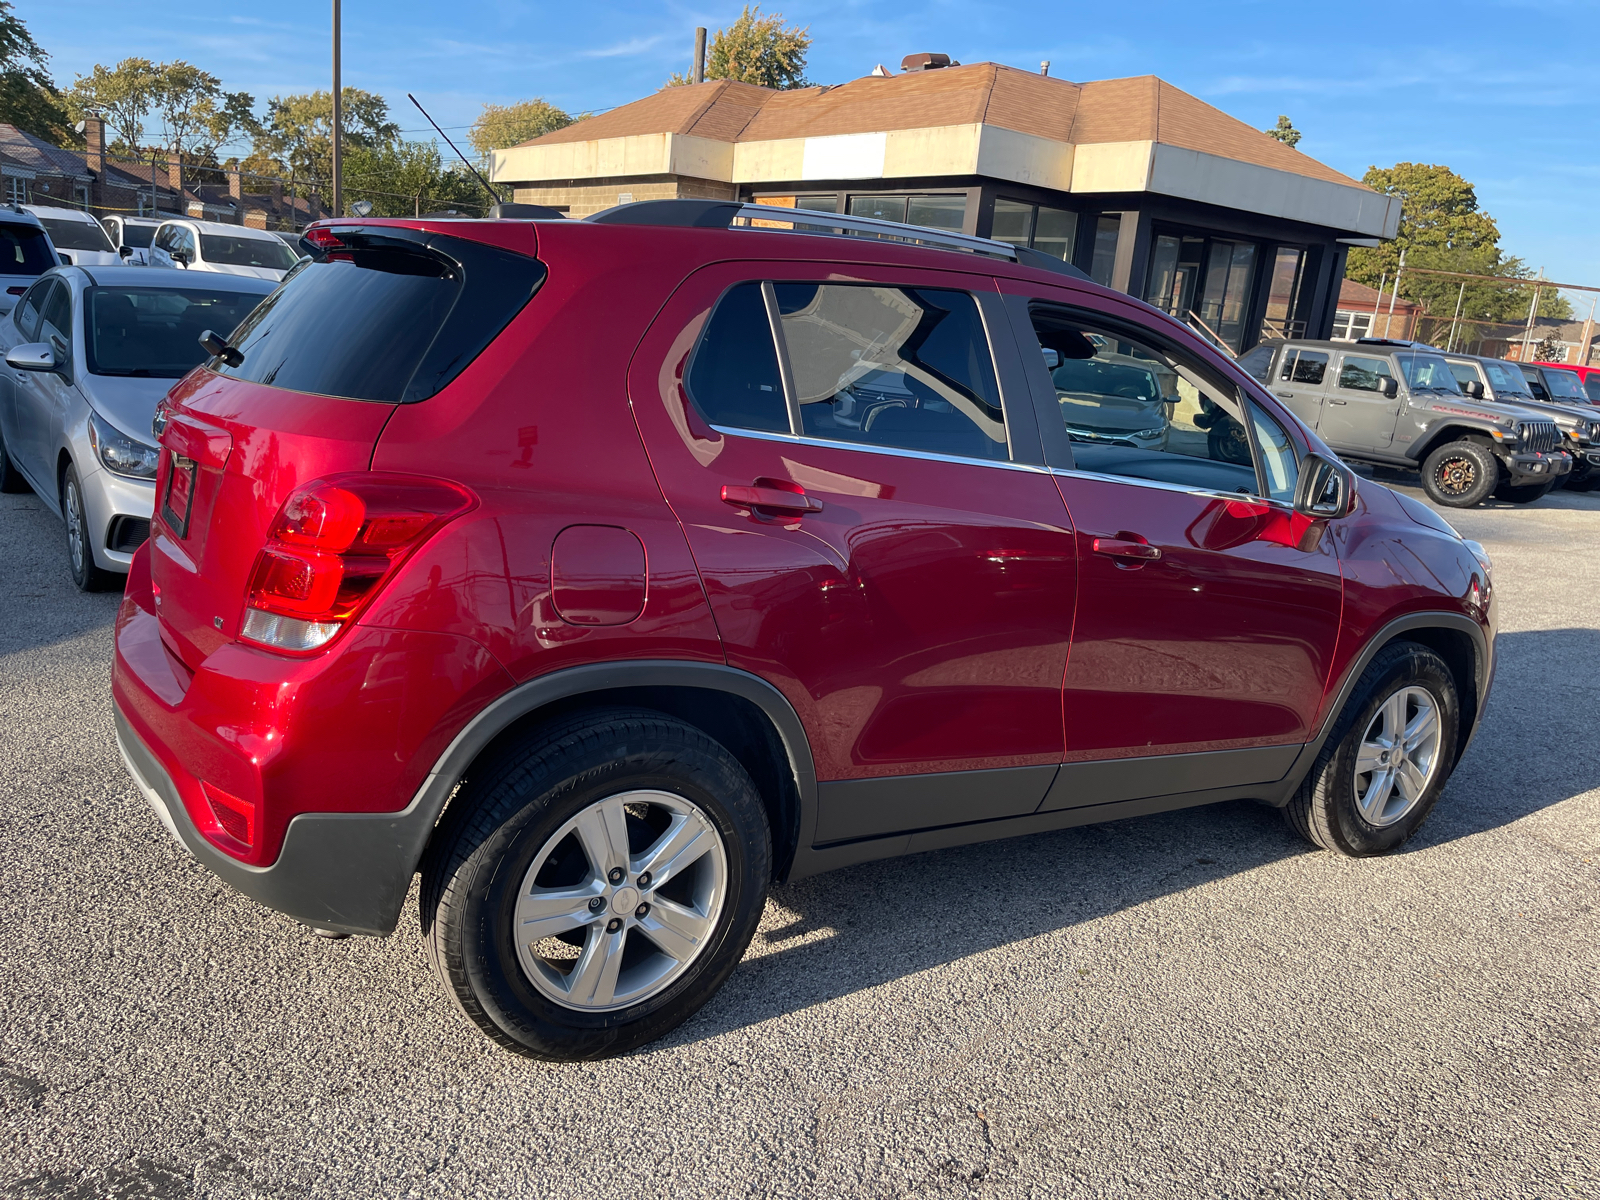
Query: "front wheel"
1284 641 1460 856
422 708 771 1061
63 465 120 592
1493 479 1553 504
1420 440 1498 508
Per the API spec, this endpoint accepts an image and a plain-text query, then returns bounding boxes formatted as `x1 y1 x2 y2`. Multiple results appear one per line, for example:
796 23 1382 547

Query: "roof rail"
585 198 1091 279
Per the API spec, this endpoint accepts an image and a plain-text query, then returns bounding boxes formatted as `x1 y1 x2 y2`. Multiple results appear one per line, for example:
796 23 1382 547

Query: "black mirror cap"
1294 452 1354 519
118 244 133 258
198 329 243 368
1382 377 1400 399
1465 380 1485 399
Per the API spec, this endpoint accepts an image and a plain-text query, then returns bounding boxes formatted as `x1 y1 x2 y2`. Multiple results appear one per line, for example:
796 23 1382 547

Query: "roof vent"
901 53 958 72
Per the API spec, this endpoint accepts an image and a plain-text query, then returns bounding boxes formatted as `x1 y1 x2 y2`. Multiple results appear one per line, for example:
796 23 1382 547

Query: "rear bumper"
115 708 428 935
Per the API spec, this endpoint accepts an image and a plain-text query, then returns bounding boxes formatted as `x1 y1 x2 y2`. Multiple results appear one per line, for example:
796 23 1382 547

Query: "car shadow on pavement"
671 626 1600 1048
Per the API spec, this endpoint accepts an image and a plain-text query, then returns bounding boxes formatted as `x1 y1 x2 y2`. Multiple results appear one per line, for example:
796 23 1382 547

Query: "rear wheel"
1420 440 1497 508
1284 642 1460 856
422 708 771 1061
1492 479 1553 504
63 465 120 592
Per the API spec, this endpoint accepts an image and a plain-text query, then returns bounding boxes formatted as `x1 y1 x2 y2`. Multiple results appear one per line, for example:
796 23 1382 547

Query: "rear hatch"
149 223 546 669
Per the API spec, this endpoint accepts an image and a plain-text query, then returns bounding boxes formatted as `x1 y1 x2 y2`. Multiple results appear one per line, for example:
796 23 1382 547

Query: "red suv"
113 202 1496 1060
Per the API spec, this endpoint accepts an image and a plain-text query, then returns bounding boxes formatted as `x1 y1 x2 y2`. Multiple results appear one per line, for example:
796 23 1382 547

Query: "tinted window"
774 283 1007 461
1281 349 1328 385
199 234 297 271
1030 308 1260 495
1585 376 1600 403
38 280 70 349
86 286 266 378
1236 344 1274 383
686 283 786 432
1338 355 1394 392
0 223 55 276
121 224 155 249
36 215 116 254
213 230 544 404
1540 368 1586 400
1447 362 1479 387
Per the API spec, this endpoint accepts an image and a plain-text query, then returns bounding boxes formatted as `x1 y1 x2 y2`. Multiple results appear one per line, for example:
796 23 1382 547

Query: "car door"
149 225 176 268
11 277 68 488
999 283 1343 811
1267 346 1332 431
628 261 1079 846
0 277 47 457
1318 351 1402 452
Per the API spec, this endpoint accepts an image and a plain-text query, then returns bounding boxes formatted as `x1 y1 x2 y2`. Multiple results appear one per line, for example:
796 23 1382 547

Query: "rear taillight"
241 474 475 653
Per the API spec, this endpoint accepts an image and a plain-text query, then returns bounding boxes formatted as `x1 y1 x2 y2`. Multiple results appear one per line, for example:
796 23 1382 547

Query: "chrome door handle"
1092 534 1162 565
1274 390 1294 398
1327 399 1347 405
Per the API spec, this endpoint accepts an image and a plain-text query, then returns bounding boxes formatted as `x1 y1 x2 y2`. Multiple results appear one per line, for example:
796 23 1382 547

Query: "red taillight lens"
201 781 256 848
301 225 348 252
242 474 475 653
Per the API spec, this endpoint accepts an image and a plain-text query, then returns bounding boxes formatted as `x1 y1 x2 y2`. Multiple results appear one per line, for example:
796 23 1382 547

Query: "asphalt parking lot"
1 474 1597 1200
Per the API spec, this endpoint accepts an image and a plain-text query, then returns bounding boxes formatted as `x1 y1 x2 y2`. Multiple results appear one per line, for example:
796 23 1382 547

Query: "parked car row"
75 199 1501 1062
1238 338 1600 506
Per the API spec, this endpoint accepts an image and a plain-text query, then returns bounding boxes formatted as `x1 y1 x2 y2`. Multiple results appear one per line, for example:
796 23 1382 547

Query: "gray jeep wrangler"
1443 354 1600 492
1240 338 1571 507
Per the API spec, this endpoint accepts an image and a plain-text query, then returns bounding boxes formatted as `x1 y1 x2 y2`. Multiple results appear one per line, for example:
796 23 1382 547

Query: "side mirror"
173 251 189 267
118 245 132 259
1464 380 1484 399
6 342 57 373
1294 452 1354 519
57 252 73 266
1041 347 1060 370
1381 377 1400 399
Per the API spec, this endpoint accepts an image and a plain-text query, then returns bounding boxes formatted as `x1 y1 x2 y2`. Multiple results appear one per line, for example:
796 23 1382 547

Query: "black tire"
0 427 29 493
1492 479 1553 504
1284 641 1460 856
63 464 120 592
1420 440 1498 508
422 707 771 1061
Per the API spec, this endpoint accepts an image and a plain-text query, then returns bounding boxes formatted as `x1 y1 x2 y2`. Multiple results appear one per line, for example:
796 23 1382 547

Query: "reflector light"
241 474 475 654
201 781 255 847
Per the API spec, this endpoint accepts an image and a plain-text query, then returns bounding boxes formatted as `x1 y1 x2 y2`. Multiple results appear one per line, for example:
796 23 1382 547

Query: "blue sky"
23 0 1600 309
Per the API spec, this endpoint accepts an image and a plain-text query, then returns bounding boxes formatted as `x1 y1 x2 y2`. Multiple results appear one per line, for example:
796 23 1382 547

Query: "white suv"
149 218 299 281
22 205 123 267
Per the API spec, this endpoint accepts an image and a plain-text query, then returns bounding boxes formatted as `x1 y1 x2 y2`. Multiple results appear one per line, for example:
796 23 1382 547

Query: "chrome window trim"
707 423 1050 474
1047 465 1293 510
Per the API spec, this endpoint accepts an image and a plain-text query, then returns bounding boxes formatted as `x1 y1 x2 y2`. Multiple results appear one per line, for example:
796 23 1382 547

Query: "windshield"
0 223 56 275
199 234 298 271
1541 367 1587 400
1398 353 1461 393
1483 360 1531 396
84 286 267 378
118 223 155 249
37 216 116 254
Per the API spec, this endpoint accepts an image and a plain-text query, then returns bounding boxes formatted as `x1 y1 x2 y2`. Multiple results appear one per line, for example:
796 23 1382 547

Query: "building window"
1196 238 1257 352
1262 247 1305 339
5 176 26 205
1331 309 1373 341
991 199 1076 261
1144 233 1204 319
848 193 967 233
796 195 837 213
1089 215 1122 287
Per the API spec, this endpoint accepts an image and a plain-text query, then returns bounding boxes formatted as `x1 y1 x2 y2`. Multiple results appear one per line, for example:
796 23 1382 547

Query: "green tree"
1263 115 1300 147
0 0 74 145
247 88 399 188
1348 162 1570 326
342 138 484 217
664 7 811 89
150 62 258 166
468 99 575 166
66 58 159 157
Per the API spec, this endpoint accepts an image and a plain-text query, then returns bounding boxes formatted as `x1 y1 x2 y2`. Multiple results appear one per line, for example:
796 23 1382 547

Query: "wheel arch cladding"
427 664 813 886
1415 426 1498 463
1384 625 1479 768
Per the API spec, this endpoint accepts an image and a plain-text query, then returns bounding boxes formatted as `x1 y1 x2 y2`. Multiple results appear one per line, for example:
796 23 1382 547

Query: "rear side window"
685 280 1008 462
0 223 55 276
212 230 546 403
1280 348 1328 385
774 283 1006 461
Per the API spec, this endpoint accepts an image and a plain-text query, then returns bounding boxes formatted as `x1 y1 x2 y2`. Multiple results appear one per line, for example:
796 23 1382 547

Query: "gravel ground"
1 475 1597 1200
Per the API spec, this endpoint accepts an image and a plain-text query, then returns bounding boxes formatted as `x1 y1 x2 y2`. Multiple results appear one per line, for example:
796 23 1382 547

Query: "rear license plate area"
162 454 196 538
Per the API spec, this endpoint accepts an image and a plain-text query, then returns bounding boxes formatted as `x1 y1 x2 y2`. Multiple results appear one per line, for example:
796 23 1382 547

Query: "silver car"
0 265 274 589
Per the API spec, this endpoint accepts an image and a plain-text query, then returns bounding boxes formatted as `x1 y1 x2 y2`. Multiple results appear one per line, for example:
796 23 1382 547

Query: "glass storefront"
849 194 965 231
991 199 1077 261
1089 215 1122 287
1145 231 1266 353
1263 246 1306 339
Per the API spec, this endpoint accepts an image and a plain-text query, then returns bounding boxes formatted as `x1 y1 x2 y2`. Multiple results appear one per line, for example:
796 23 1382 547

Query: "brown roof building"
492 61 1400 353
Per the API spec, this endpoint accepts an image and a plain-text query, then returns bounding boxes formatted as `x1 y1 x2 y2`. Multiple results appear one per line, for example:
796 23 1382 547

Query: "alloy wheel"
1353 685 1442 827
513 789 728 1012
66 479 86 575
1435 455 1477 497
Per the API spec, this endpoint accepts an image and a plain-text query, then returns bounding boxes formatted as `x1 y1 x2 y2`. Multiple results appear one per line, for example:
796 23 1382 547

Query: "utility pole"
1446 280 1466 353
693 27 706 83
1519 271 1542 361
1369 271 1387 338
331 0 343 217
1385 247 1406 338
1580 295 1597 367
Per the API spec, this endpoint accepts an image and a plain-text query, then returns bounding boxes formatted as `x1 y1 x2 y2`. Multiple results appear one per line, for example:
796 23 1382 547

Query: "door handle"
721 484 824 515
1327 398 1347 405
1092 534 1162 564
1275 390 1294 398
